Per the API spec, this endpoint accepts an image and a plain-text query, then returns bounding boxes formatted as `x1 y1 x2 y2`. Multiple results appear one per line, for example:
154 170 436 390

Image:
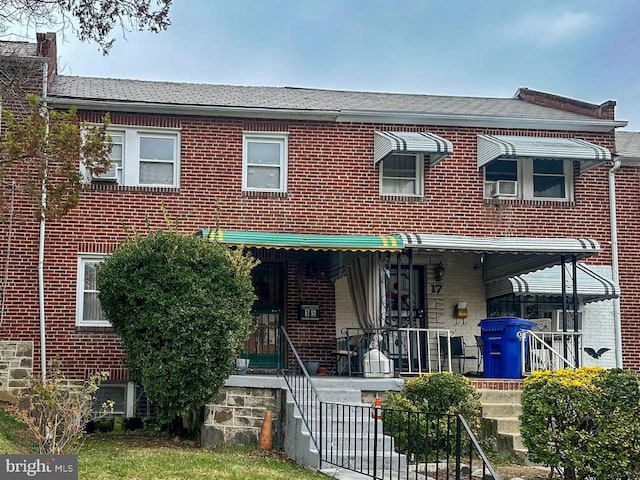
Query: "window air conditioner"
492 180 518 197
92 164 117 182
555 310 583 331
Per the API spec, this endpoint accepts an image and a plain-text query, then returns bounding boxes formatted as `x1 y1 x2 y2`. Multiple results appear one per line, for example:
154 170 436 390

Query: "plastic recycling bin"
479 317 536 379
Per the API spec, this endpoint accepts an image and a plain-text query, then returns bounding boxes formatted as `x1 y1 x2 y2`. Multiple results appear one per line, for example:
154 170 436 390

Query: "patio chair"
439 336 478 374
334 333 364 376
475 335 484 374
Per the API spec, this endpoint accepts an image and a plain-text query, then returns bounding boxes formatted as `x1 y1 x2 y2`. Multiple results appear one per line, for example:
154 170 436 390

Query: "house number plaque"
300 304 320 321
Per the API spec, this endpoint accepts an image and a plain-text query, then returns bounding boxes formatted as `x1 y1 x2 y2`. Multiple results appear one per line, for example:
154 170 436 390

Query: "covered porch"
198 229 619 379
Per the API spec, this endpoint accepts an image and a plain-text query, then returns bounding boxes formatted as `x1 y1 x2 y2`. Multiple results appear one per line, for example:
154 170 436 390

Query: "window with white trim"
76 255 110 327
379 153 424 196
91 127 180 187
242 133 288 192
484 158 573 200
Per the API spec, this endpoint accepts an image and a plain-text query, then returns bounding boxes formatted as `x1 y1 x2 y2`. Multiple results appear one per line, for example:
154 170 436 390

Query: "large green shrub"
521 367 640 480
383 373 482 460
97 229 257 428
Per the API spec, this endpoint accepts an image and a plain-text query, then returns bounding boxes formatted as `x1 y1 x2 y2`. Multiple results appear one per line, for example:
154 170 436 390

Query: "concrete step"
321 434 396 451
482 402 522 418
512 434 525 451
322 452 408 472
321 466 424 480
479 388 522 404
317 388 363 404
485 417 521 435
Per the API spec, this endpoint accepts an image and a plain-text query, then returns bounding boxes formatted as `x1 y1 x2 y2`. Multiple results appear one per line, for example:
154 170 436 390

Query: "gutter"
46 96 627 132
337 110 627 132
609 156 623 368
39 61 48 382
45 97 341 122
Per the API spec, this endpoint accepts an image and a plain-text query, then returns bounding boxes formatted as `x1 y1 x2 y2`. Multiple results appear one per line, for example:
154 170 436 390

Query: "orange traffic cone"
371 396 382 420
258 409 273 451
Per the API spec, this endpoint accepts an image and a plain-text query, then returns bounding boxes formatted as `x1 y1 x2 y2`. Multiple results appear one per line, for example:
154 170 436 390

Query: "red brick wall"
0 110 617 379
609 164 640 370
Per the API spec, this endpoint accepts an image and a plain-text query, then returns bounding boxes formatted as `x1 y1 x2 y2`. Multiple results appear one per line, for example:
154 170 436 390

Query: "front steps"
479 389 527 461
282 379 417 480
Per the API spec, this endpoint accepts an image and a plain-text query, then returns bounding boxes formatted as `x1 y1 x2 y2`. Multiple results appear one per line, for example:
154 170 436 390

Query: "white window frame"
76 254 111 327
379 153 424 197
91 126 180 188
484 158 573 201
242 132 288 193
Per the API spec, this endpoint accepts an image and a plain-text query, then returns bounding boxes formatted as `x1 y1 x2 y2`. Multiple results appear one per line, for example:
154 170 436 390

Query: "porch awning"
477 135 611 173
398 233 602 281
374 131 453 167
485 264 619 303
199 229 403 251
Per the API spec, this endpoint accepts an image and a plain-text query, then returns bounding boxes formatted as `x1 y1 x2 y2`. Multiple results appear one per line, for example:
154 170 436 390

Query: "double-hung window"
76 255 110 327
138 134 177 185
484 158 572 201
380 154 424 196
242 133 288 192
91 127 180 187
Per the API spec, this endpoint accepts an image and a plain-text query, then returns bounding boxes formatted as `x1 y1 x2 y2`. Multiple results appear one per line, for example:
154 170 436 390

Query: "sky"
16 0 640 129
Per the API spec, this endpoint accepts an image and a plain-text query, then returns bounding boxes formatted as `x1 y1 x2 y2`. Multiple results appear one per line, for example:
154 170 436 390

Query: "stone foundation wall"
202 386 283 449
0 341 33 390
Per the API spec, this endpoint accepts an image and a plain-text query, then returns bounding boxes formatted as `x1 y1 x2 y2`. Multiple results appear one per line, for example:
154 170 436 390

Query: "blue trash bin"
479 317 536 379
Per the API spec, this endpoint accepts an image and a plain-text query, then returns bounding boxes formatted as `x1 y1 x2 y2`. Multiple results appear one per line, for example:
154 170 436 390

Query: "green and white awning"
374 131 453 166
477 135 611 173
486 263 619 303
199 229 403 251
398 233 602 281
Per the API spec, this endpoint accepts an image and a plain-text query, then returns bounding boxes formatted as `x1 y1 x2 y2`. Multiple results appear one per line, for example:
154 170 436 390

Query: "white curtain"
346 252 384 332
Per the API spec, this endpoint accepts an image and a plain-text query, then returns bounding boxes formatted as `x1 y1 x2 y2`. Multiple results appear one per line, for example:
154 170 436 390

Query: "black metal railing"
280 326 498 480
321 402 499 480
279 326 322 451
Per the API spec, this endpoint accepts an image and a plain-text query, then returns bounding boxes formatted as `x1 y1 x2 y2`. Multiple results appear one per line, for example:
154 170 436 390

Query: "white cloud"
505 10 599 47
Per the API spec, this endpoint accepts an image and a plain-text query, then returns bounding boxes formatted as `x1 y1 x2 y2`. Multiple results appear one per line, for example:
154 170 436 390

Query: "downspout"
609 155 622 368
39 61 49 381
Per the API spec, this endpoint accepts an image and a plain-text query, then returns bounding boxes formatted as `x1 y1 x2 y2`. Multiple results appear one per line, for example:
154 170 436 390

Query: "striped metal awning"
477 135 611 173
374 131 453 167
199 229 403 251
486 263 619 303
398 233 602 281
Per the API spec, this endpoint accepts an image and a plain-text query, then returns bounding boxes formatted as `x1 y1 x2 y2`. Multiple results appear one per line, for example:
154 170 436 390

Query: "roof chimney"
36 32 57 89
515 87 616 120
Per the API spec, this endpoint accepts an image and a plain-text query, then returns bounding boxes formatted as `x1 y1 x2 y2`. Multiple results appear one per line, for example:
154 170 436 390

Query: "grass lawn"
0 406 552 479
0 407 325 480
78 436 327 480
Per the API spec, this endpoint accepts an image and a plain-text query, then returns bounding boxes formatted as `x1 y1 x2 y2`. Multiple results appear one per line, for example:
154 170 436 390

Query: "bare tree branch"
0 0 172 54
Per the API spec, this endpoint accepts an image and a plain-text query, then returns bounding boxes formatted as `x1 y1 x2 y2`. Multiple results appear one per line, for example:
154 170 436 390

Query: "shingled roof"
616 131 640 165
49 75 583 117
46 75 625 131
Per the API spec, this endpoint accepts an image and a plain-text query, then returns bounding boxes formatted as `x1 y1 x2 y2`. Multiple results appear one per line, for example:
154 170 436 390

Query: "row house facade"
0 34 632 412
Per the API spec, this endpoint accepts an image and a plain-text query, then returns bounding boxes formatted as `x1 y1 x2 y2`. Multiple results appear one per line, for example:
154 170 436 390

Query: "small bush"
9 364 112 454
521 367 640 480
383 373 482 460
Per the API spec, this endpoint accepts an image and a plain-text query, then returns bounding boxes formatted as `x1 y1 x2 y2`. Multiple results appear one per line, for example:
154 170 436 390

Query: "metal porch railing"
519 329 583 375
280 326 498 479
279 326 322 451
336 327 456 377
321 401 499 480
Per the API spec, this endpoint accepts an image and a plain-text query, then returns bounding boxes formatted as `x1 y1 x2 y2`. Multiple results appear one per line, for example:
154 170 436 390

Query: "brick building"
0 34 629 409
